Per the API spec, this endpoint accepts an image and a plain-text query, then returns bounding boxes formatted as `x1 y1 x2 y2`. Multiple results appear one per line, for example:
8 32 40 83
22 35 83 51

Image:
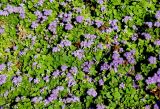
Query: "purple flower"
52 70 60 77
101 6 106 12
72 49 85 60
60 40 71 47
43 9 52 16
65 23 73 30
82 61 94 73
144 22 153 28
96 104 105 109
12 76 22 85
70 66 78 74
141 33 151 40
154 103 159 109
0 28 4 34
43 76 49 82
135 74 143 81
119 82 125 89
80 40 93 48
31 21 38 29
154 40 160 46
61 65 68 71
0 74 7 85
155 10 160 20
52 46 60 53
122 16 132 23
0 64 6 71
148 56 157 64
76 16 84 23
97 0 104 4
87 88 97 97
95 20 103 28
145 105 150 109
99 79 104 86
33 78 39 84
56 86 64 91
100 63 109 71
154 22 160 27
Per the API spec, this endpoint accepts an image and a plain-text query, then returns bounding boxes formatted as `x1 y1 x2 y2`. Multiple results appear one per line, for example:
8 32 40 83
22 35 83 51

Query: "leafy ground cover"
0 0 160 109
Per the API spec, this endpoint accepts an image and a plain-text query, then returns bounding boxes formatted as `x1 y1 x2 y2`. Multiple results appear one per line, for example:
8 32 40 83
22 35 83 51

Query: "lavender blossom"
96 104 105 109
61 65 68 71
72 49 85 60
43 9 52 16
154 40 160 46
69 66 78 74
148 56 157 64
144 22 153 28
0 74 7 85
141 33 151 40
0 64 6 71
135 74 143 81
122 16 132 23
52 46 60 53
76 16 84 23
52 70 60 77
99 79 104 86
97 0 104 4
95 20 103 28
12 76 22 85
154 22 160 27
60 40 71 47
43 76 50 82
119 82 125 89
87 88 97 97
31 21 38 29
65 23 73 30
0 28 4 34
33 78 40 84
155 10 160 20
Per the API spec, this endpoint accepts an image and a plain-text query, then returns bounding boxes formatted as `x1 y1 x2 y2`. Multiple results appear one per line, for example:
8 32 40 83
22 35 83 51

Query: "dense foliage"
0 0 160 109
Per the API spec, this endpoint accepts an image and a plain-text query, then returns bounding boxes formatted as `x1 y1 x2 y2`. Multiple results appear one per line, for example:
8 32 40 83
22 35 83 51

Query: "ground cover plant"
0 0 160 109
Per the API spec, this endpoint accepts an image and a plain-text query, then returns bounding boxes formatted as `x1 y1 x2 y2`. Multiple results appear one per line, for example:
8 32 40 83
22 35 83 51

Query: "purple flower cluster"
80 40 93 48
82 61 94 73
0 74 7 85
154 40 160 46
95 20 103 28
72 49 85 60
65 23 73 30
69 66 78 74
60 39 72 47
48 20 57 34
31 96 43 103
1 5 25 18
0 64 6 71
155 10 160 20
52 46 61 53
52 70 60 77
144 22 153 28
44 86 64 105
76 16 84 23
122 16 132 23
67 73 76 87
87 88 97 97
0 28 4 34
146 68 160 85
123 50 136 64
100 63 110 71
96 104 105 109
154 22 160 27
135 74 143 81
148 56 157 64
141 33 151 40
62 95 80 103
12 76 22 85
109 19 118 31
